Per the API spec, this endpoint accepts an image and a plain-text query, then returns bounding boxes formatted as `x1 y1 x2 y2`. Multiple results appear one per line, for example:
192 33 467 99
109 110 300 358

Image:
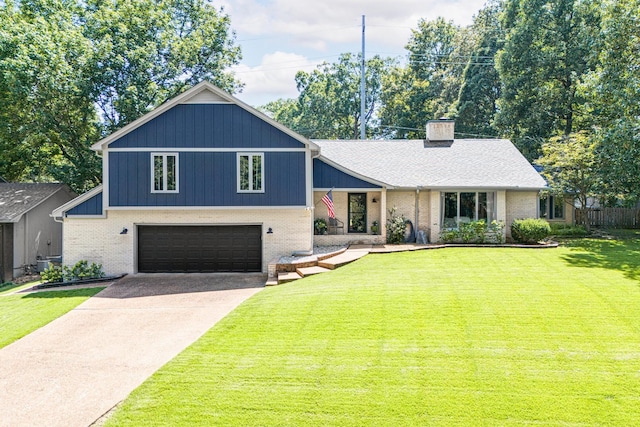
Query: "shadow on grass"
561 237 640 281
22 287 106 299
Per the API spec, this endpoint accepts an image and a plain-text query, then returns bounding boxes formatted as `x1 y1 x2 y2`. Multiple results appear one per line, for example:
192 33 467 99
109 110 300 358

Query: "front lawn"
106 242 640 426
0 287 105 349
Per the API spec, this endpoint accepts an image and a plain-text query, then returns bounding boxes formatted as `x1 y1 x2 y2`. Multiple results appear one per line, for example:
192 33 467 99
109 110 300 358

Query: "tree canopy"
2 0 640 205
0 0 240 191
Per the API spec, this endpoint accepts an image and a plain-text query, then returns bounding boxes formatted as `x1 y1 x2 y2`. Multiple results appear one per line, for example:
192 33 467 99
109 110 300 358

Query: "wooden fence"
575 208 640 228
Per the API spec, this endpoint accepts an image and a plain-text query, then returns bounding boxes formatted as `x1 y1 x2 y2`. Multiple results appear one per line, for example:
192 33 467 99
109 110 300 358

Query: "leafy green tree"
537 132 599 209
262 53 393 139
0 2 101 190
585 0 640 204
380 17 471 139
83 0 242 132
454 1 503 138
0 0 241 191
496 0 602 160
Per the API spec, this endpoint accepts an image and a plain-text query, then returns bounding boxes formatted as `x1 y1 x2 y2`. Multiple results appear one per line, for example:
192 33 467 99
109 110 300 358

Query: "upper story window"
442 191 497 229
151 153 178 193
238 153 264 193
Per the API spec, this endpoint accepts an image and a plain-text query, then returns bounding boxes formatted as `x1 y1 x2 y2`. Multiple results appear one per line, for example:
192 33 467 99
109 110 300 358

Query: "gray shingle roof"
0 183 67 222
313 139 547 190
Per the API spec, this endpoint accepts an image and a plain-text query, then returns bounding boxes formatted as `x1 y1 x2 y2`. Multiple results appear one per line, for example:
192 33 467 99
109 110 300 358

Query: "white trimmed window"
237 153 264 193
441 191 497 228
151 153 178 193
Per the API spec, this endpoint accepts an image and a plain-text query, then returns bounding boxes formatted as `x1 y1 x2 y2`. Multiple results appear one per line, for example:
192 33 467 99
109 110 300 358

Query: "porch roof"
313 139 546 190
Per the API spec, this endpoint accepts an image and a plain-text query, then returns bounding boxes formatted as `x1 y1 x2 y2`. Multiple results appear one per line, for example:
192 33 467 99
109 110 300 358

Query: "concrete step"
265 277 279 286
317 247 371 269
296 266 332 277
277 271 302 284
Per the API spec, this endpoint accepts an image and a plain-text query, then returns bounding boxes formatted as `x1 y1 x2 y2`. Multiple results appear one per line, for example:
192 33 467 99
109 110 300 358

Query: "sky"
219 0 489 107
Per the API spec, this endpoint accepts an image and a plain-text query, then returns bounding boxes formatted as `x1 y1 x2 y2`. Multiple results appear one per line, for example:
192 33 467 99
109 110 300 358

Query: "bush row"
440 220 506 244
41 260 105 283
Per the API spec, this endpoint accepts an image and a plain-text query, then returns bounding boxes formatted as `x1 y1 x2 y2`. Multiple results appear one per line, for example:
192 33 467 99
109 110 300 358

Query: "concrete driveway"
0 273 265 427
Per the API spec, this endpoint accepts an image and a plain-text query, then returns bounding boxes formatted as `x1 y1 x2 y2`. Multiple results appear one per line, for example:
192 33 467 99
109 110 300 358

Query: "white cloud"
223 0 485 48
232 51 321 106
221 0 488 104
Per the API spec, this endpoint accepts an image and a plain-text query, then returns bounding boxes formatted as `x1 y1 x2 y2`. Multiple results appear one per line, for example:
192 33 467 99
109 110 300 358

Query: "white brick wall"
63 208 312 275
506 191 539 235
386 190 430 237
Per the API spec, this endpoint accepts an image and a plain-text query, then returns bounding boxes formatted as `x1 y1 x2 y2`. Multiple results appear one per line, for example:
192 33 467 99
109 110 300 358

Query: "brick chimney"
426 119 455 142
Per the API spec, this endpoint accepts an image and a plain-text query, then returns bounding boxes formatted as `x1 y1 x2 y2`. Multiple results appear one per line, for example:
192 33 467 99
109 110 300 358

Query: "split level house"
52 81 547 276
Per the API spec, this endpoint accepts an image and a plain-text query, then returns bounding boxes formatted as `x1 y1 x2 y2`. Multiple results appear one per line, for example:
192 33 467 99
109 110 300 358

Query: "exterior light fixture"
372 197 378 203
120 227 128 235
267 227 273 234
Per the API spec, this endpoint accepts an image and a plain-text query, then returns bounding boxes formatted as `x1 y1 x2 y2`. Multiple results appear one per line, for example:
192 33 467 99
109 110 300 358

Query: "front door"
348 193 367 233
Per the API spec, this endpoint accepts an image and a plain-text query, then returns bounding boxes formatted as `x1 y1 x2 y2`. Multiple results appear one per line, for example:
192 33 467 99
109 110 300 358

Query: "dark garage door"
138 225 262 273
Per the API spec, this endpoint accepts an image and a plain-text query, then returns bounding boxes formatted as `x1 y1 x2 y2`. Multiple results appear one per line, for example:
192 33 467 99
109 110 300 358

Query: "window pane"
486 192 496 221
348 193 366 233
540 197 548 218
443 192 457 228
553 196 564 219
478 192 488 221
154 155 163 191
252 155 262 191
460 192 476 222
240 155 249 190
166 155 176 191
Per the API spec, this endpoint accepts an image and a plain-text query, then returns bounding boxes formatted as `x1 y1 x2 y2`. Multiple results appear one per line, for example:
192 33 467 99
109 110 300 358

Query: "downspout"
415 186 421 239
23 213 28 272
309 149 322 253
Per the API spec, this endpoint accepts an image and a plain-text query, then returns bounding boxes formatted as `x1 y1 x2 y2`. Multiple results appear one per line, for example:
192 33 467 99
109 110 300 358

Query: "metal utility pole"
360 14 366 140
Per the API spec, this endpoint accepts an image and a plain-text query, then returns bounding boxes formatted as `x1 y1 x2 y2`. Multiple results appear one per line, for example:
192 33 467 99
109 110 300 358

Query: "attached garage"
137 225 262 273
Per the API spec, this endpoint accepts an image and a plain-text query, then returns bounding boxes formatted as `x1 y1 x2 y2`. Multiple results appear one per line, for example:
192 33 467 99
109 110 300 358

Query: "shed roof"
313 139 547 190
0 183 68 223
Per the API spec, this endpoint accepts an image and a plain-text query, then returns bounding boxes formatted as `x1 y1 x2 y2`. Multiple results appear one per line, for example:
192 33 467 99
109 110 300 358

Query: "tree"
585 0 640 204
0 1 101 190
537 132 599 209
83 0 242 132
262 53 393 139
0 0 241 191
495 0 602 160
454 1 503 138
380 18 471 139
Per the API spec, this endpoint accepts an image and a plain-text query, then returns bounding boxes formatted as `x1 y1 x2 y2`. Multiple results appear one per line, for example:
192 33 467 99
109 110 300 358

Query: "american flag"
321 190 336 219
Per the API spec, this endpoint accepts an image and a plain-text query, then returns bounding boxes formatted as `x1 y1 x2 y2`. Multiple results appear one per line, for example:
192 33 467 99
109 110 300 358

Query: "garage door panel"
138 225 262 273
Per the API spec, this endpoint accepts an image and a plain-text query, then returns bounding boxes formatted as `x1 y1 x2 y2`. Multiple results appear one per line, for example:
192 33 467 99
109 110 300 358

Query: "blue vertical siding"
109 104 305 149
313 159 379 189
109 151 306 206
66 191 103 216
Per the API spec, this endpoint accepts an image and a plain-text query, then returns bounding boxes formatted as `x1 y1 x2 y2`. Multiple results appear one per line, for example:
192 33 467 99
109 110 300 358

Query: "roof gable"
92 81 318 151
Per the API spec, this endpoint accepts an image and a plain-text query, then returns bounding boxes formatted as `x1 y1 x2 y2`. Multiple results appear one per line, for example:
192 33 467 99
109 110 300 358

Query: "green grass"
0 287 104 349
106 242 640 426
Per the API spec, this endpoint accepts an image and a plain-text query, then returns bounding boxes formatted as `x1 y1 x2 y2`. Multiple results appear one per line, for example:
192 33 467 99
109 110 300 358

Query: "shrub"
41 261 105 283
41 265 64 283
511 218 551 244
488 220 506 244
314 218 327 235
439 220 505 244
387 207 407 244
549 223 588 237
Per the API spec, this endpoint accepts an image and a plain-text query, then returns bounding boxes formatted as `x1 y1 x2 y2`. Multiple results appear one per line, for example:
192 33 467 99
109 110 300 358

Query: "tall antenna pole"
360 14 366 140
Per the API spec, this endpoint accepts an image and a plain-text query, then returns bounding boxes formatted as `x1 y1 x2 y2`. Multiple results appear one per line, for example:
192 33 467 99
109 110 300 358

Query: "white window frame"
151 153 179 193
237 152 264 193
